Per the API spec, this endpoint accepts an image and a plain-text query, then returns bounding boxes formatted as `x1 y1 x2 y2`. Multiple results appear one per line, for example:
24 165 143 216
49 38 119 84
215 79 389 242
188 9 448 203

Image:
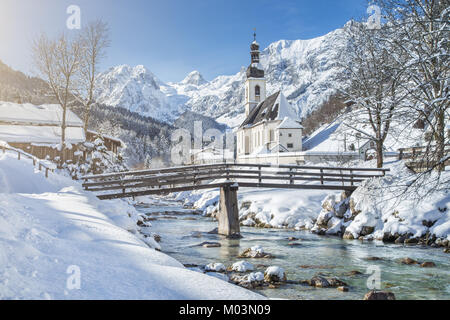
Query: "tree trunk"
435 110 446 172
376 140 383 168
84 103 91 135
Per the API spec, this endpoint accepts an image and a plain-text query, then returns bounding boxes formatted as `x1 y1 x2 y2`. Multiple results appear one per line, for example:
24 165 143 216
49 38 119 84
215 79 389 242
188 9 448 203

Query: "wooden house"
0 102 85 162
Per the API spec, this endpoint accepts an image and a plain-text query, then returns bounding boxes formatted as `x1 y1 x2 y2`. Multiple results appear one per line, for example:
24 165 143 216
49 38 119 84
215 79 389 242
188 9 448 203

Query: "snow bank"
179 185 333 230
346 162 450 242
0 152 73 194
0 152 263 300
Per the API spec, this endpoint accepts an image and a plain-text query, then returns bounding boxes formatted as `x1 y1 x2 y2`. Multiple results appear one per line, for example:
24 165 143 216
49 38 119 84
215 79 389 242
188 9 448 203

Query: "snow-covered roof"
303 109 427 153
87 130 125 147
277 117 303 129
0 102 83 127
240 91 299 128
0 125 85 144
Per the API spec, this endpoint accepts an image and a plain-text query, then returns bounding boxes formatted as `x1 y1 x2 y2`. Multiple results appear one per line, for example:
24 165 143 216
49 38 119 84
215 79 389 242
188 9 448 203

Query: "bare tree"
33 33 82 163
377 0 449 172
339 22 407 168
75 20 110 134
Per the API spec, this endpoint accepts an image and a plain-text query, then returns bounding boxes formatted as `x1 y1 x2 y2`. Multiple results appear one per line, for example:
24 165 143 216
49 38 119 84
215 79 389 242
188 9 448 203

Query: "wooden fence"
1 142 56 178
399 144 450 172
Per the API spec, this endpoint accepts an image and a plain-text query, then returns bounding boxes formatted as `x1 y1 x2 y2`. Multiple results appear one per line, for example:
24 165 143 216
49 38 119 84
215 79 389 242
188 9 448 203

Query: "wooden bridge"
81 163 389 238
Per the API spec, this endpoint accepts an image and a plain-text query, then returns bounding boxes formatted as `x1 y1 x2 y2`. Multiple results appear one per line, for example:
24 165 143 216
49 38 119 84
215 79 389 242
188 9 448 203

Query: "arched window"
255 85 260 97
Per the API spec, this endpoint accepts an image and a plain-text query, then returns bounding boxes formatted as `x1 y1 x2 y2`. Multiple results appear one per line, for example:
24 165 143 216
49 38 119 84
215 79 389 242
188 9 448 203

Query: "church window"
287 143 294 149
288 133 292 138
255 85 260 96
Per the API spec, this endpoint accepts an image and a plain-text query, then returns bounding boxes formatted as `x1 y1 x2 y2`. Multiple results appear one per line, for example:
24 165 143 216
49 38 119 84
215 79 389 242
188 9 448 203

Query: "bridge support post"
218 185 240 238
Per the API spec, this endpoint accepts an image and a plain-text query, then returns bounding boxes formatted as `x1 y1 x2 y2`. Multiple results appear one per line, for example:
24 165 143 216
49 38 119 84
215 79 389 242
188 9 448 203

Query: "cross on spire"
253 28 257 41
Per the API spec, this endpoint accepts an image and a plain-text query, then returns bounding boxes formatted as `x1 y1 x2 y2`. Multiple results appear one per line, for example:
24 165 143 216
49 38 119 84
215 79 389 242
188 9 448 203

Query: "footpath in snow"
0 151 264 300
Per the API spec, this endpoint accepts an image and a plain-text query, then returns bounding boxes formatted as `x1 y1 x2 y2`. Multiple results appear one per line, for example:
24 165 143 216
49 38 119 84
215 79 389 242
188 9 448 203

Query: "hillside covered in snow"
0 151 264 300
94 23 351 128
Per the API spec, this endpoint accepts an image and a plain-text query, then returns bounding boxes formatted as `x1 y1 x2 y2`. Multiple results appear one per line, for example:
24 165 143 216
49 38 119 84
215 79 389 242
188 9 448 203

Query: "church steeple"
244 30 266 117
247 32 264 79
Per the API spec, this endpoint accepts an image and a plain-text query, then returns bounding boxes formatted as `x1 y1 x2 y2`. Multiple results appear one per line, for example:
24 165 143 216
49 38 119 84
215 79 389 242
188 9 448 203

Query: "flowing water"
137 200 450 300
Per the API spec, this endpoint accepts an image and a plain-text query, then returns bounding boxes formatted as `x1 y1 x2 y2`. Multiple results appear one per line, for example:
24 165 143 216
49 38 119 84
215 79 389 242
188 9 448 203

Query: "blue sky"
0 0 368 82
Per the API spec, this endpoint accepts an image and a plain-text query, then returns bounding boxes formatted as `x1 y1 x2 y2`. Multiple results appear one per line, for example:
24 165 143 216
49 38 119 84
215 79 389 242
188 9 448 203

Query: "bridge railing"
81 163 389 199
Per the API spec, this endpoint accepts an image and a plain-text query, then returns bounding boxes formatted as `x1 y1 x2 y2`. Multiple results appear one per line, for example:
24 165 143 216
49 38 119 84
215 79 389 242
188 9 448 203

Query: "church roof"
277 117 304 129
246 65 264 78
240 91 300 128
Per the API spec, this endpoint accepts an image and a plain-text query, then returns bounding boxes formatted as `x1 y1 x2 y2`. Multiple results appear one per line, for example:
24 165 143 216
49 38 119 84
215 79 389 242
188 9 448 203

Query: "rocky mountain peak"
181 70 207 86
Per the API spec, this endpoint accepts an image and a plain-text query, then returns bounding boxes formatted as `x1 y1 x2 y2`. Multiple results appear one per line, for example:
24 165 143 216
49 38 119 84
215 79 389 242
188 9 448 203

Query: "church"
236 34 304 162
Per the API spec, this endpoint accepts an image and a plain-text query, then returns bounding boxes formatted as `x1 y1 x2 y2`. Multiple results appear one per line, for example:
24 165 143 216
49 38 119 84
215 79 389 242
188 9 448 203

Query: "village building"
236 35 304 165
0 102 124 163
0 102 86 162
86 130 124 155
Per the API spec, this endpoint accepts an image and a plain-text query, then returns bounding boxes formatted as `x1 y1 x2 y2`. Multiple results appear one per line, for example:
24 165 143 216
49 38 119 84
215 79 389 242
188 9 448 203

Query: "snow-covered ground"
303 109 425 153
347 161 450 242
0 151 264 300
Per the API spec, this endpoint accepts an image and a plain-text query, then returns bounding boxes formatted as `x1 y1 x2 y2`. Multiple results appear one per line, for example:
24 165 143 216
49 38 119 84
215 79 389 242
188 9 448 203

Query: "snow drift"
0 151 264 300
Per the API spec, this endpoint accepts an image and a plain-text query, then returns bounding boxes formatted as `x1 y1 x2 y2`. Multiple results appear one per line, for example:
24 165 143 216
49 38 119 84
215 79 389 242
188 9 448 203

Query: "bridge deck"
81 163 389 200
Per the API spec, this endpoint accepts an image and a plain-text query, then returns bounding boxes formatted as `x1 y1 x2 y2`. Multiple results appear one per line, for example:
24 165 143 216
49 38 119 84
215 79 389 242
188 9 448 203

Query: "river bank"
170 161 450 251
0 151 264 300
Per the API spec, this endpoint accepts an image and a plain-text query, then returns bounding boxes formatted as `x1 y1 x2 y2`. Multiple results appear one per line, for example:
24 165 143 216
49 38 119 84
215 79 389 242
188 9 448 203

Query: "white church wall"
278 128 303 152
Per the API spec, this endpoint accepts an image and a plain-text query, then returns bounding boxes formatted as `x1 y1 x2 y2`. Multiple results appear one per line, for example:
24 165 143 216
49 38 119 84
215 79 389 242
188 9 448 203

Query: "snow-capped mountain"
180 70 207 87
94 23 351 128
94 65 186 123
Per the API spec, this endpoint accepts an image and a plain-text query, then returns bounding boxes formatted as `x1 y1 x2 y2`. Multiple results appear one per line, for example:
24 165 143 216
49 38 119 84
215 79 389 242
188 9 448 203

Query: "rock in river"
337 286 349 292
202 242 221 248
264 266 286 283
204 263 226 273
304 275 347 288
345 270 363 276
363 290 396 300
230 272 265 289
420 261 436 268
231 261 255 273
238 246 274 259
400 257 420 265
365 256 384 261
